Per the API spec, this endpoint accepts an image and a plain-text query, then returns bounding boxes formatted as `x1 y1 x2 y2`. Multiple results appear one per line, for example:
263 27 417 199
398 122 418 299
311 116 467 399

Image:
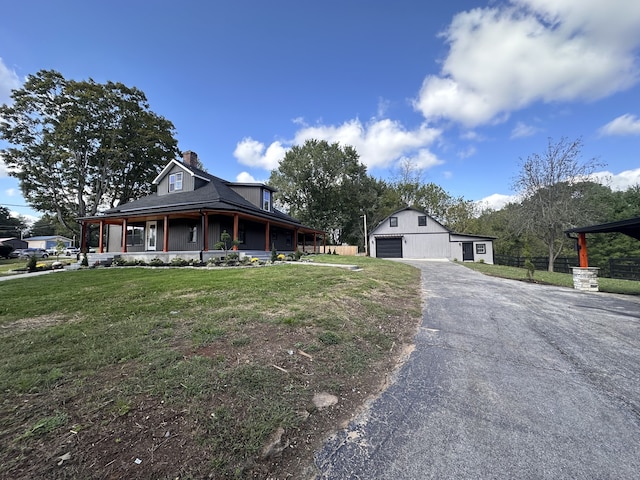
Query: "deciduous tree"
511 137 603 271
0 70 179 237
0 206 26 238
268 139 372 244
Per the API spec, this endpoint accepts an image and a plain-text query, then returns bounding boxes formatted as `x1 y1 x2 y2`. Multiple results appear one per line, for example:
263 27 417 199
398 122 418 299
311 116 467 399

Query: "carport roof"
565 216 640 240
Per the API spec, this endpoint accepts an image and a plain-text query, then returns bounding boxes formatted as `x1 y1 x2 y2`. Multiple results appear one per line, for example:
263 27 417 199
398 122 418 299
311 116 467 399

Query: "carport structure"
565 216 640 267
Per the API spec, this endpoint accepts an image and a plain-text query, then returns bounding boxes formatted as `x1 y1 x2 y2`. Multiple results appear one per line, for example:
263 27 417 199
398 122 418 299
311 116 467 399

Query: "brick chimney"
182 150 198 166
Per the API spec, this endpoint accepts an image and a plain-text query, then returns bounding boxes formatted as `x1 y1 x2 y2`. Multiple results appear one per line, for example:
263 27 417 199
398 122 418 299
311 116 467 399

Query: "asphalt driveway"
315 260 640 479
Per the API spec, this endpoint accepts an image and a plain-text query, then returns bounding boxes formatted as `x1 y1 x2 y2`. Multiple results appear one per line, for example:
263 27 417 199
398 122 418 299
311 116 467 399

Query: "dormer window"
263 189 271 211
169 172 183 192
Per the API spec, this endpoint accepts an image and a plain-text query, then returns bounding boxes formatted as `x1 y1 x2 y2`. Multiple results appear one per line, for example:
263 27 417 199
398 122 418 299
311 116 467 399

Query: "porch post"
578 232 588 267
121 219 128 253
163 215 169 252
293 228 298 251
203 213 209 251
80 222 87 252
265 222 270 251
98 220 104 253
313 233 317 253
233 214 239 251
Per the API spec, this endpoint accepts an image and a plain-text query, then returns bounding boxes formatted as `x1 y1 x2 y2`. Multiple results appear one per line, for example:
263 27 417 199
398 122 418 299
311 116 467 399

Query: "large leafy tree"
0 206 26 238
268 139 373 244
385 159 478 231
511 137 602 271
0 70 179 236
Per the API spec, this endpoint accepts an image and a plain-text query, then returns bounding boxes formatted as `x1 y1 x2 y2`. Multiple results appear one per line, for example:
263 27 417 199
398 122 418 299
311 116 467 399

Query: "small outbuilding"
0 237 28 250
369 207 495 263
23 235 74 250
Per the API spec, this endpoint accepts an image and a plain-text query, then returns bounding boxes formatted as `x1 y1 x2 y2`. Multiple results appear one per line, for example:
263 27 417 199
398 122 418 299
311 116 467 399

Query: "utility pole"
362 214 368 256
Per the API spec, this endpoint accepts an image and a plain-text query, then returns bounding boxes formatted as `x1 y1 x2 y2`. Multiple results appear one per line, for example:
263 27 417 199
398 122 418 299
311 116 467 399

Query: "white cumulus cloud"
476 193 518 211
235 171 262 183
234 118 443 172
414 0 640 127
598 114 640 136
593 168 640 190
233 138 287 170
0 57 20 104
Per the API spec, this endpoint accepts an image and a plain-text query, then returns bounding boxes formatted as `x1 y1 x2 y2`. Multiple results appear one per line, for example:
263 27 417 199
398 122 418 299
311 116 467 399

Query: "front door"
462 242 474 261
146 221 157 251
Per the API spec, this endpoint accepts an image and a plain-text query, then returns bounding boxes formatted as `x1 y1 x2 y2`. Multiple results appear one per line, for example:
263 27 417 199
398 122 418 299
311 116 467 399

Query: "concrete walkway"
315 260 640 479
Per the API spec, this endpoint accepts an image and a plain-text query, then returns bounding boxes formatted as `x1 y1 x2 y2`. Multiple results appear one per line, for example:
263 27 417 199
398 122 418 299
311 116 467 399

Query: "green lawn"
0 256 422 478
459 261 640 295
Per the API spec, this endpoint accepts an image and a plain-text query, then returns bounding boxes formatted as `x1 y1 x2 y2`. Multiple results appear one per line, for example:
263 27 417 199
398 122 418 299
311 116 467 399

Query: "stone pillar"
572 267 599 292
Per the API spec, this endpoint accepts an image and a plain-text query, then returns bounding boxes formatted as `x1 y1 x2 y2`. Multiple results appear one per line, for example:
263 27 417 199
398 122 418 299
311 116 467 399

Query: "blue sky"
2 0 640 223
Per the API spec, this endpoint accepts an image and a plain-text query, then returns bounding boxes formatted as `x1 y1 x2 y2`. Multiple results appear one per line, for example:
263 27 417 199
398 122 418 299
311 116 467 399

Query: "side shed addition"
369 207 495 263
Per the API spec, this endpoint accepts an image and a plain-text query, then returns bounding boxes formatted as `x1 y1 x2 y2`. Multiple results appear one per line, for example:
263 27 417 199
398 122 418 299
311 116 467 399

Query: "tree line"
2 71 639 272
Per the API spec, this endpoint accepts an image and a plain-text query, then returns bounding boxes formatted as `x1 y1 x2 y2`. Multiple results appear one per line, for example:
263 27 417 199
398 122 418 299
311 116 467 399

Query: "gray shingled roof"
82 161 307 228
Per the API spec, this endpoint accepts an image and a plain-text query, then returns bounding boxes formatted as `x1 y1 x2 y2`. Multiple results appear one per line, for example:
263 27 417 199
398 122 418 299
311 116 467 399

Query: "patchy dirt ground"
0 290 421 479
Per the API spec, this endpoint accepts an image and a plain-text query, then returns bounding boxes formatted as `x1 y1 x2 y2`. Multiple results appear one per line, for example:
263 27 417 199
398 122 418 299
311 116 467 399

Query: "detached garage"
369 207 495 263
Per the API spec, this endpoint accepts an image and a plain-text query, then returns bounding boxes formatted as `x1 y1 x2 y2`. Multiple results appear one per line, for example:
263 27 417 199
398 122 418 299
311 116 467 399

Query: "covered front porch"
79 209 326 258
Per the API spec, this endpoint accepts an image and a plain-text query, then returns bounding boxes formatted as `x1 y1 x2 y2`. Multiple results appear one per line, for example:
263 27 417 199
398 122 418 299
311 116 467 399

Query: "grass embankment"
459 262 640 295
0 256 422 479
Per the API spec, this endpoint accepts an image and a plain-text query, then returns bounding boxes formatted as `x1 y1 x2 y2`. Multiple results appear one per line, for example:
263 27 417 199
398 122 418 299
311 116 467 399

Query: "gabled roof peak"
152 159 210 185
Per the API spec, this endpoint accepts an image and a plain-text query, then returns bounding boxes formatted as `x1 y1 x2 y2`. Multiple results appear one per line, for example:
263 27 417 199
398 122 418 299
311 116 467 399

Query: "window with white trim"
476 243 486 254
389 217 398 227
169 172 183 192
418 215 427 226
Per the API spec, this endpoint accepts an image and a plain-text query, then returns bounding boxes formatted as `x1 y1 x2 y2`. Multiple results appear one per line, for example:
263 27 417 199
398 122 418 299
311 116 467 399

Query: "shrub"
0 244 13 259
294 250 303 261
25 255 37 272
277 253 286 261
149 258 165 267
81 253 89 267
170 258 189 267
270 245 278 263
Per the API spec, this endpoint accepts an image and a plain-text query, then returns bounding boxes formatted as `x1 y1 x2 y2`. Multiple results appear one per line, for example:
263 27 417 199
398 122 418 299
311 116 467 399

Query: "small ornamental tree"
54 239 65 257
214 230 239 259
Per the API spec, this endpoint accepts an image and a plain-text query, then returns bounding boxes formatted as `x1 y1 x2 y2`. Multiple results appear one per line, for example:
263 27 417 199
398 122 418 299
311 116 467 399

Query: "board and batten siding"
229 185 262 210
156 164 197 196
